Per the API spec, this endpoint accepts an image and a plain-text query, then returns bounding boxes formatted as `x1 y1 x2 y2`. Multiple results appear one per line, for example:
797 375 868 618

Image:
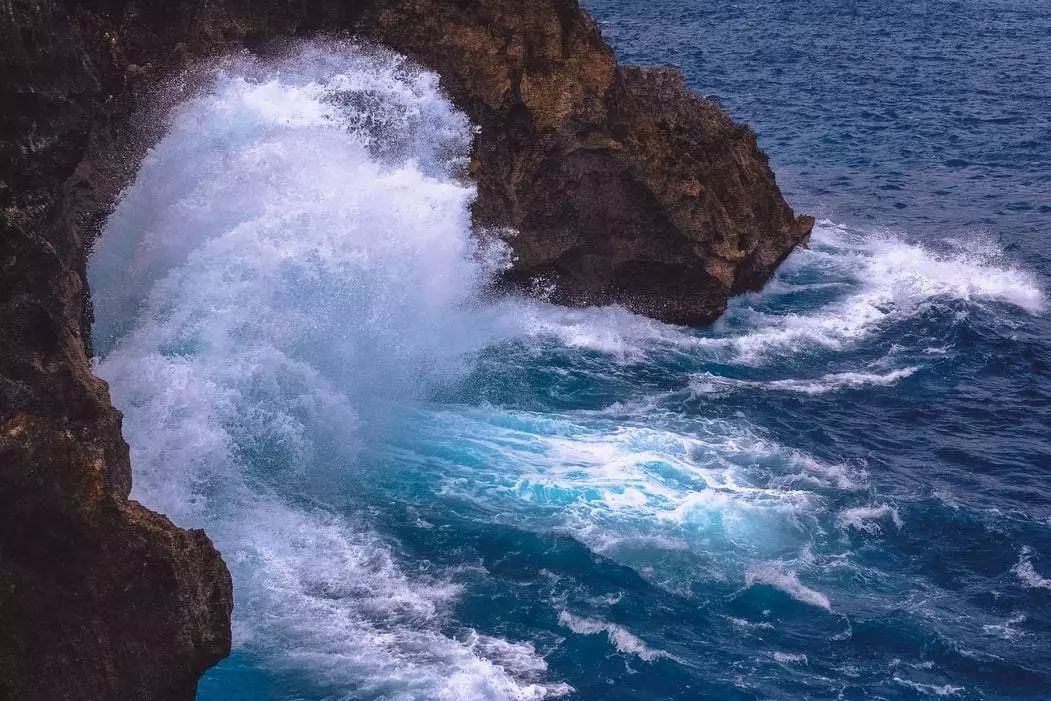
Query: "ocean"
88 1 1050 698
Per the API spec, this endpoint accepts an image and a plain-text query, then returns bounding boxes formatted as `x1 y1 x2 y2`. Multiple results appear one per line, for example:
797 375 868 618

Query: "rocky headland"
0 0 811 697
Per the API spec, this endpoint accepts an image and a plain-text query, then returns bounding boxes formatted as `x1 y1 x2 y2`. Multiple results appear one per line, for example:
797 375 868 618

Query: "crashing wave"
90 42 566 700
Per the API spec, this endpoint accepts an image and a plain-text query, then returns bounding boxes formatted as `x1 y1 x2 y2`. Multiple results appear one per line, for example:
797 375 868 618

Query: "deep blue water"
88 3 1050 699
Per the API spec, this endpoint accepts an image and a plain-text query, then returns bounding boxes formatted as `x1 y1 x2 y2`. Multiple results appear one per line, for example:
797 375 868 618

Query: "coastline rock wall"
0 0 810 697
0 3 234 699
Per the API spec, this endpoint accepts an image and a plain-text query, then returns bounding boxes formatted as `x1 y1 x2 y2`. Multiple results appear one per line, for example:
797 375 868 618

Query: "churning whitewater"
89 43 1051 700
90 44 569 700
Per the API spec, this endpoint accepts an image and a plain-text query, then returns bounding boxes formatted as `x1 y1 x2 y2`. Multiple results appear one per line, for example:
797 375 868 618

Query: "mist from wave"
89 42 576 700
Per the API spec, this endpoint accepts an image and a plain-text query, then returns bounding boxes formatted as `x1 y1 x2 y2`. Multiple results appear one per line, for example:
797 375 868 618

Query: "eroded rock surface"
1 0 809 697
356 0 813 323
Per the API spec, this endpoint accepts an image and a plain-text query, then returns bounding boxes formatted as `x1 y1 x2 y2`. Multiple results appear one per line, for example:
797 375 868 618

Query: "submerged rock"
0 0 809 697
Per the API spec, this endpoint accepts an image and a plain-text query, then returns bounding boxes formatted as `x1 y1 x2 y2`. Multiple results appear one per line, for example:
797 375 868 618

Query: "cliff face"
350 0 814 324
1 3 235 699
0 0 810 697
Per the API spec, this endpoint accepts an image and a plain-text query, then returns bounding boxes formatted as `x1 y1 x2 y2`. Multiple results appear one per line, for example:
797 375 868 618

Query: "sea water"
88 2 1051 698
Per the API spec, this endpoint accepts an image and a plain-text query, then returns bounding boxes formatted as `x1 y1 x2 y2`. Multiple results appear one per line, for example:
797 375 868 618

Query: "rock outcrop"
1 0 810 697
346 0 815 324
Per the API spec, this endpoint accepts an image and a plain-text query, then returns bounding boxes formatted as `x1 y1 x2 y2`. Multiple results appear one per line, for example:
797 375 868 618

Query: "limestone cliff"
0 0 811 697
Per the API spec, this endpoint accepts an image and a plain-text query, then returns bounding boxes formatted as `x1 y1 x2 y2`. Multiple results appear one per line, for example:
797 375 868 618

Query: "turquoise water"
88 3 1050 698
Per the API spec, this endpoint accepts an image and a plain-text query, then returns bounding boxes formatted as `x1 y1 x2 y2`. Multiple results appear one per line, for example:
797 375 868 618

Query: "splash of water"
90 42 568 700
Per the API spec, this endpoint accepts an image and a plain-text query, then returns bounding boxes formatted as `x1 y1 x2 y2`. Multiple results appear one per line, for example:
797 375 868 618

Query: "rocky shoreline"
0 1 810 697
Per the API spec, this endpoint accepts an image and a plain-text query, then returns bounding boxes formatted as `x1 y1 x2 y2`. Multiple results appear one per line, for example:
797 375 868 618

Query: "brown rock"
0 2 234 698
354 0 812 324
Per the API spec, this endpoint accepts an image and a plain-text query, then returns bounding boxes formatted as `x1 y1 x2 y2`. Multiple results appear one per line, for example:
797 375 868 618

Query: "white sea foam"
744 562 832 611
838 504 904 534
488 301 688 359
228 498 571 700
698 221 1046 364
893 677 965 697
557 612 670 662
981 612 1027 640
91 42 567 699
763 367 919 394
726 617 775 631
393 403 851 591
483 220 1048 370
691 366 918 396
772 651 808 664
1012 547 1051 590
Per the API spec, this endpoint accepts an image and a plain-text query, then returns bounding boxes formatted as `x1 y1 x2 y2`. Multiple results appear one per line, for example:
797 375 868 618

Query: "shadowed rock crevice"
1 0 810 697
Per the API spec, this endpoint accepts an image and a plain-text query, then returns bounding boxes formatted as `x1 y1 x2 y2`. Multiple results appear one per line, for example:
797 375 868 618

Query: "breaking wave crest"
1013 547 1051 591
703 221 1045 364
556 612 671 663
90 42 569 700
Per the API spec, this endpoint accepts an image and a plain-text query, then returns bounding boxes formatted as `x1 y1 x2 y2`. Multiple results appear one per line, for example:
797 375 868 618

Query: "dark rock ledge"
0 0 812 697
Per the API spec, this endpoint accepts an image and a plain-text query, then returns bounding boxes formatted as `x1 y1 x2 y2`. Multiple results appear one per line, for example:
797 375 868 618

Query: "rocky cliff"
1 0 811 697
